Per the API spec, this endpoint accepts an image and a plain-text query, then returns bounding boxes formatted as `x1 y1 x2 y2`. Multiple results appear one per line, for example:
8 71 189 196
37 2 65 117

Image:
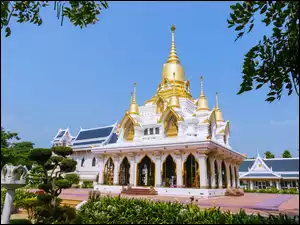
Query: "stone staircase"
121 187 158 195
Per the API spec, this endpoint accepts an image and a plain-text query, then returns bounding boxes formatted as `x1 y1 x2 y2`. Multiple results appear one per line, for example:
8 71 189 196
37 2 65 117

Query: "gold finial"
129 83 139 114
197 76 209 111
215 92 224 122
132 82 137 103
167 25 180 63
130 92 133 103
169 72 180 108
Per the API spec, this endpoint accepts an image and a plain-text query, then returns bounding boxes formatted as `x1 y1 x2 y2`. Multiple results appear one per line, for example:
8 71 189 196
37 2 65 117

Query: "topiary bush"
78 195 299 224
26 146 79 224
64 173 80 185
81 180 93 188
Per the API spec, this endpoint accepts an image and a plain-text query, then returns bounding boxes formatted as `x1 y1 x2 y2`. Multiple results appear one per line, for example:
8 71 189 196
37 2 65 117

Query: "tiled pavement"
29 189 299 216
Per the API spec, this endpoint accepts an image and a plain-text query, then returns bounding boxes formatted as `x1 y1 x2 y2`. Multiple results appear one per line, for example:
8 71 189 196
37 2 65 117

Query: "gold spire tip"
171 25 176 31
134 82 136 86
200 76 203 80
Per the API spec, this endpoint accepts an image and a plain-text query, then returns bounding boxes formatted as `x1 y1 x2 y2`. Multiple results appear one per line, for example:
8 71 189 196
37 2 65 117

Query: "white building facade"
52 25 245 197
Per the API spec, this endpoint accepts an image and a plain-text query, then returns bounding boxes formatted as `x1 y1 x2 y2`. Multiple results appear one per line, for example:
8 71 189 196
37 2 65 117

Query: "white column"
133 155 137 187
276 180 281 190
198 155 208 188
1 189 15 224
98 155 104 184
217 159 223 188
113 155 120 185
232 165 236 188
235 165 240 188
128 154 135 186
226 163 230 188
250 180 254 190
210 158 216 188
154 152 162 187
175 152 183 188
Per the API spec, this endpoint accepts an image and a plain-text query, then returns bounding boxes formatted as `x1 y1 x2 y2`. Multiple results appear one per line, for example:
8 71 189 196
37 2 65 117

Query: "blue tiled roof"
239 160 254 172
281 174 299 178
73 140 105 146
264 159 299 172
56 131 65 138
243 173 278 178
108 133 118 144
239 158 299 173
75 126 113 141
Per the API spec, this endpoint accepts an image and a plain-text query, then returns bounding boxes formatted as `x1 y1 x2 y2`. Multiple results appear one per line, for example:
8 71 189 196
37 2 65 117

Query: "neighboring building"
239 154 299 190
51 25 245 197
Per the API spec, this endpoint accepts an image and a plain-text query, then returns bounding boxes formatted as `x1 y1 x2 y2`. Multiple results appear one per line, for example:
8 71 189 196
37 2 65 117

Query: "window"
155 127 159 134
144 129 148 135
92 157 96 167
81 158 85 167
150 128 154 135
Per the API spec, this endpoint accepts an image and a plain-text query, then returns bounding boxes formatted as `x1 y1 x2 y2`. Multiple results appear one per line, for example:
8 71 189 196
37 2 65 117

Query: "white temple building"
52 25 245 197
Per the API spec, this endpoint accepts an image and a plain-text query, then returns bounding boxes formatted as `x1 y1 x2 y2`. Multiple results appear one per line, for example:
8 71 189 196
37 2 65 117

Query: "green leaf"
5 27 11 37
256 83 264 89
248 23 254 33
265 96 275 102
235 25 244 31
228 24 234 28
260 5 268 14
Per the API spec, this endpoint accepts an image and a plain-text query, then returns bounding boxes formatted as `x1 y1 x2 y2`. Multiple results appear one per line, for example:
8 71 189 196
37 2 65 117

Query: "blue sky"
1 2 299 158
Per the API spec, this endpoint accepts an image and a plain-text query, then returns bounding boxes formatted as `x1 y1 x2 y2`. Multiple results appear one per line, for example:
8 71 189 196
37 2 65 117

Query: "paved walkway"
29 189 299 216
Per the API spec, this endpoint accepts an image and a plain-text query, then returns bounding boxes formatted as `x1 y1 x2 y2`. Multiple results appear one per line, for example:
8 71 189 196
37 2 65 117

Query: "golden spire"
197 76 209 111
161 25 185 84
129 82 139 114
167 25 180 63
215 92 224 122
169 72 180 108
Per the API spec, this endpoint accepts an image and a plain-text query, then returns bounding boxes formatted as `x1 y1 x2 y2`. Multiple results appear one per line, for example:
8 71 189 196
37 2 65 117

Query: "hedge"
78 192 299 224
244 188 298 194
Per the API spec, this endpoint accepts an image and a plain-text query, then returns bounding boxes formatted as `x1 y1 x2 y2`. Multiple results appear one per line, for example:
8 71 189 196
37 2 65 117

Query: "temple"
239 154 299 190
52 25 245 197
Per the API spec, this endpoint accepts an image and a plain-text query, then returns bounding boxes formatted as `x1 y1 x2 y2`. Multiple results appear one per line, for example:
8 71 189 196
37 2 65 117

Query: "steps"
121 187 158 195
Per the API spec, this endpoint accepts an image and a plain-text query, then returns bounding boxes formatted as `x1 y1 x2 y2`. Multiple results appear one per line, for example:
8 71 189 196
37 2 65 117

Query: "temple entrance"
207 157 211 188
183 154 199 188
214 160 219 188
221 161 227 188
229 165 233 187
103 157 114 185
137 155 155 187
119 157 130 185
162 155 176 187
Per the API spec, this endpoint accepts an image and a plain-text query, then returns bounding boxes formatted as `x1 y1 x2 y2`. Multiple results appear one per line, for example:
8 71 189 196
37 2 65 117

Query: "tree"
282 150 292 158
264 151 275 159
28 146 78 224
1 1 109 37
228 1 299 102
1 127 34 169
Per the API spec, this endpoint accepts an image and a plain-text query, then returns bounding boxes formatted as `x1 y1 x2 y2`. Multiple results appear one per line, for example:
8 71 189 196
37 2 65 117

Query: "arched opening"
156 98 164 114
92 157 96 167
137 155 155 187
229 165 233 187
183 154 199 188
123 119 135 141
119 157 130 185
214 160 219 188
164 113 178 137
207 157 211 188
103 157 114 185
162 155 176 187
221 161 227 188
81 158 85 167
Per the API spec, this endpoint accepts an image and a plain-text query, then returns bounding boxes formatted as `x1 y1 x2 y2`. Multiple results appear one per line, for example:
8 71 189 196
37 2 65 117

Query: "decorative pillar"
210 158 216 188
250 180 254 190
217 159 223 188
1 189 15 224
198 154 208 188
113 155 120 185
276 180 281 190
154 151 162 187
232 165 236 188
128 153 135 186
235 165 240 188
226 163 231 188
98 155 104 184
174 151 183 188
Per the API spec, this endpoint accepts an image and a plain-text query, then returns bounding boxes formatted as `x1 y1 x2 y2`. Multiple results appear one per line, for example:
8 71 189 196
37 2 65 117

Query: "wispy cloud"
270 119 298 126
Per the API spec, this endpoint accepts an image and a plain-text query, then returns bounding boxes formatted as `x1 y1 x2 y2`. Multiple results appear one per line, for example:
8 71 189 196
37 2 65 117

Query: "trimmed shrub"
65 173 80 185
10 219 32 224
78 195 299 224
244 188 299 195
81 180 93 188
